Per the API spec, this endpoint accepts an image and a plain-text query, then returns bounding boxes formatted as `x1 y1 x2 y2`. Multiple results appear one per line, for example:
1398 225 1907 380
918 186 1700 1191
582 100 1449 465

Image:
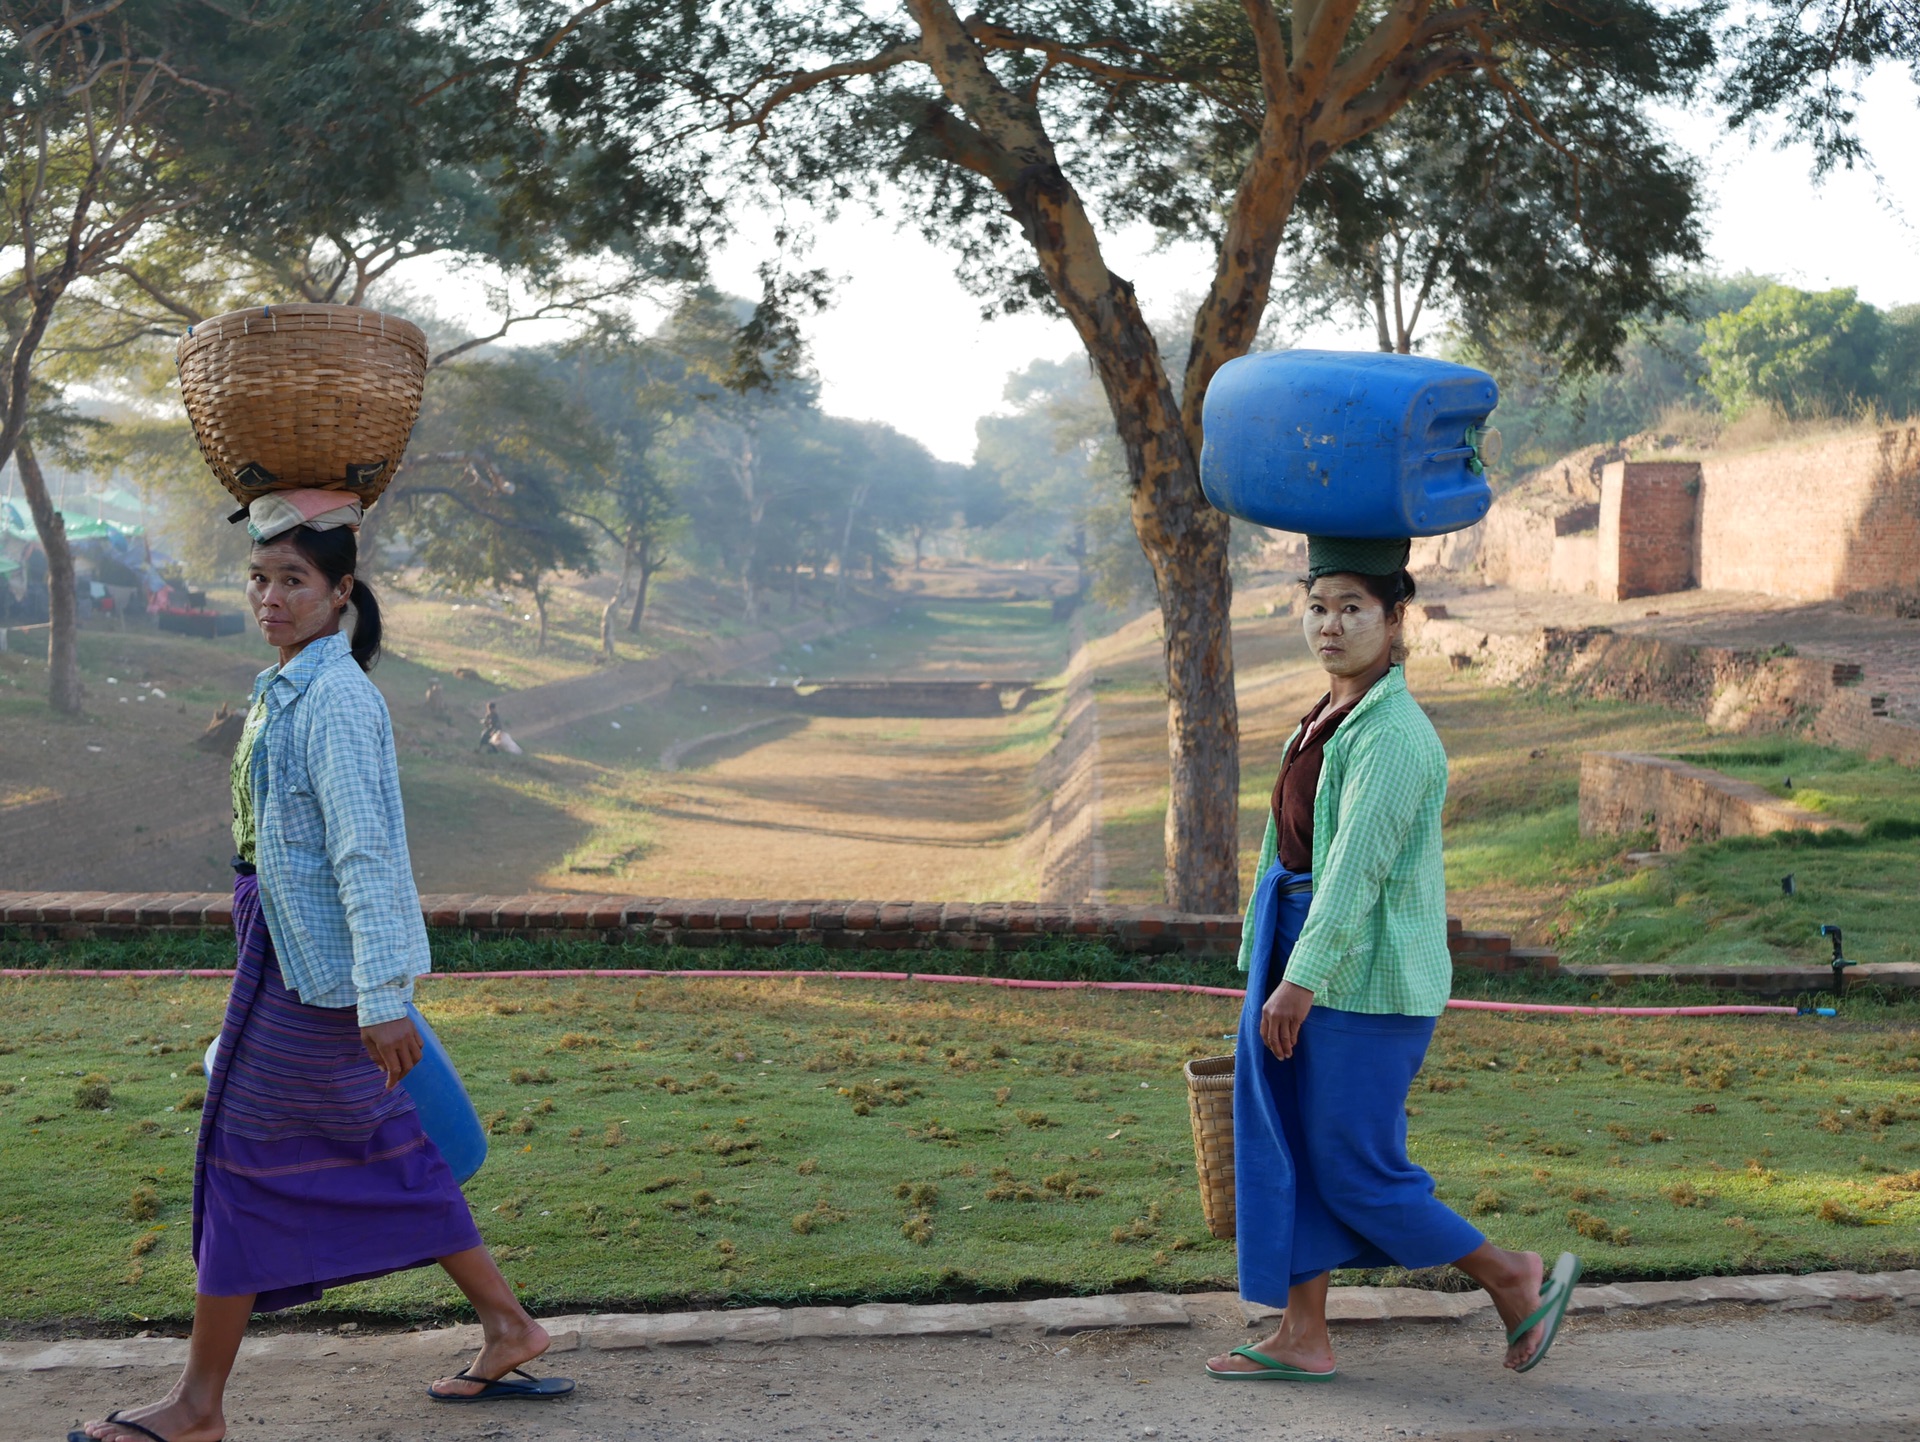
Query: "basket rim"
1184 1054 1235 1085
177 303 428 361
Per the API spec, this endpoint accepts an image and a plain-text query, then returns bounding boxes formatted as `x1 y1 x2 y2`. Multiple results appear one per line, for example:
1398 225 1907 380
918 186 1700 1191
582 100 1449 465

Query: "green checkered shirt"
1237 666 1453 1017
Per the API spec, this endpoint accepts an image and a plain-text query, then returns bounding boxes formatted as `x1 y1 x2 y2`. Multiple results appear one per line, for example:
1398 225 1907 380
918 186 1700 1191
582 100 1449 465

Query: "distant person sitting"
478 700 522 755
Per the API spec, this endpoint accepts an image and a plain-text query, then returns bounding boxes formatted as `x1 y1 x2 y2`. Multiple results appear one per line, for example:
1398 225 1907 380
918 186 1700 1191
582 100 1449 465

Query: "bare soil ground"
18 1308 1918 1441
0 563 1078 899
1427 581 1920 726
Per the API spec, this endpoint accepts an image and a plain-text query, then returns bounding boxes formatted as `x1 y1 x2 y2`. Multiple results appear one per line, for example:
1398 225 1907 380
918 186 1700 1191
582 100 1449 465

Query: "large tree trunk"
909 0 1243 911
14 436 82 714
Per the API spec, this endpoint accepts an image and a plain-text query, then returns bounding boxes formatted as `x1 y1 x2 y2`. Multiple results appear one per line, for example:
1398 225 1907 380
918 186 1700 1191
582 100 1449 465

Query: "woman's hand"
361 1017 423 1090
1260 980 1315 1061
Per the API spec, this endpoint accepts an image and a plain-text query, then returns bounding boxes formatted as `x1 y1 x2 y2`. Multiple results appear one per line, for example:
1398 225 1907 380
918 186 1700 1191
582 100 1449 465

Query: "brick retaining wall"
1578 751 1862 850
0 891 1551 973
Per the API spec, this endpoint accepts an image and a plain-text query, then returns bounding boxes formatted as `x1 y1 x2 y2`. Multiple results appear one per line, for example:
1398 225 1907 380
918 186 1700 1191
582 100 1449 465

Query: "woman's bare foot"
1205 1319 1337 1375
428 1316 552 1398
80 1395 225 1442
1489 1249 1547 1369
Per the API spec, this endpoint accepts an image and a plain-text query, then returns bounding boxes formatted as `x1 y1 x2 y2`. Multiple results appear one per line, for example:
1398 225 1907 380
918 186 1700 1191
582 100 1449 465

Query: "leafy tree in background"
1703 284 1889 420
1281 79 1701 368
1721 0 1920 171
536 0 1716 909
1454 274 1771 469
1880 306 1920 418
1 0 689 714
392 358 602 650
551 334 686 651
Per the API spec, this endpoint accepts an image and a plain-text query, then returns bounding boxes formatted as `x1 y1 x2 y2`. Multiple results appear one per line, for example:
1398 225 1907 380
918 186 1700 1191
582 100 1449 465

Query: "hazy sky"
694 72 1920 465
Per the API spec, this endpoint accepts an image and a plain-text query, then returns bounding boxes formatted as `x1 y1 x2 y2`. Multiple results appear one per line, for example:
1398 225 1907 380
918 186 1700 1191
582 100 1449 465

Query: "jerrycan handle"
1428 426 1504 475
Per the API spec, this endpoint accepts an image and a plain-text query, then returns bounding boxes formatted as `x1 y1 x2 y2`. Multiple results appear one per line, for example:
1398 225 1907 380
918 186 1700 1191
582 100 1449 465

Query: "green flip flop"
1204 1344 1337 1382
1509 1250 1584 1374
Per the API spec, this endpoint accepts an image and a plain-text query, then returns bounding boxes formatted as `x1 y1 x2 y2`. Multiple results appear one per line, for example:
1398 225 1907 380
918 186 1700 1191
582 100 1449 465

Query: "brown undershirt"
1270 693 1356 874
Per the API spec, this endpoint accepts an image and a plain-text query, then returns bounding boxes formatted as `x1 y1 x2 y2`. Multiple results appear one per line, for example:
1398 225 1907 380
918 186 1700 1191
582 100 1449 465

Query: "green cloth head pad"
1306 536 1411 580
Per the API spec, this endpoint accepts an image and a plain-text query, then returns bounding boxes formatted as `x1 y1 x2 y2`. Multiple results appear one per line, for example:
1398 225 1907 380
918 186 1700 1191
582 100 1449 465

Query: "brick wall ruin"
1470 425 1920 605
1697 427 1920 601
1597 461 1697 601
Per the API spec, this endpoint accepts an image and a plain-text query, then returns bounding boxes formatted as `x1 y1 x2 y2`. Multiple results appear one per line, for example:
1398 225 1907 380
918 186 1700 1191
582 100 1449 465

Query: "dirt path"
19 1308 1916 1441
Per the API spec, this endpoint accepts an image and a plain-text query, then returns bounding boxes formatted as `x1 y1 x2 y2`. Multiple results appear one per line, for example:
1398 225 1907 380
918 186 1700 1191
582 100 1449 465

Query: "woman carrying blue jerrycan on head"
72 491 569 1442
1203 536 1580 1383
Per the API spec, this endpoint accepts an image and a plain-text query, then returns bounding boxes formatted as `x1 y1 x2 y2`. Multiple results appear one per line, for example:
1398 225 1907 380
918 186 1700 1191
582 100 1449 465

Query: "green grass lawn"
3 972 1918 1330
1559 739 1920 969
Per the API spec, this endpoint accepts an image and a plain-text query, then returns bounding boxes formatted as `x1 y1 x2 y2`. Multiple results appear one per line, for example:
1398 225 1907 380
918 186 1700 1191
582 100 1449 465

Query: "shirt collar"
1327 664 1405 736
260 631 350 702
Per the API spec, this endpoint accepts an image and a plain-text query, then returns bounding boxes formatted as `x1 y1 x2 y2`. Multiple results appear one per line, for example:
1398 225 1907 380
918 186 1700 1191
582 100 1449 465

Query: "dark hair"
1353 567 1417 617
1300 567 1418 616
276 524 382 671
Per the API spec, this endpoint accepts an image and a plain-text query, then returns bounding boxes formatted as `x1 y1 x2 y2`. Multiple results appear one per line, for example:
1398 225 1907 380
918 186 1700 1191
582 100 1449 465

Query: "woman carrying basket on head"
73 491 570 1442
1204 537 1580 1384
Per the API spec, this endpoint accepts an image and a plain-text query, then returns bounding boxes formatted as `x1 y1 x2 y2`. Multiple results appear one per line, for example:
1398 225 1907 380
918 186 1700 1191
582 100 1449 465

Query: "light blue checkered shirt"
246 632 428 1026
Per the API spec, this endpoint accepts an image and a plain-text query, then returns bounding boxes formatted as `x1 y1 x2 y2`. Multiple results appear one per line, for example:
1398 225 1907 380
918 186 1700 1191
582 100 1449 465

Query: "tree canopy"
530 0 1716 908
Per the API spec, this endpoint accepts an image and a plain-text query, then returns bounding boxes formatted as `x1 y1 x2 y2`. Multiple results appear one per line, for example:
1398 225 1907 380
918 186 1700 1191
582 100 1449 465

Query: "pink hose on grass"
0 967 1800 1014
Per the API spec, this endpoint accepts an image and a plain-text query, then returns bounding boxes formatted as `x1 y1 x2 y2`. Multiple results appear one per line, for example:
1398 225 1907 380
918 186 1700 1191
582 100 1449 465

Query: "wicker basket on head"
1184 1054 1236 1240
176 304 430 509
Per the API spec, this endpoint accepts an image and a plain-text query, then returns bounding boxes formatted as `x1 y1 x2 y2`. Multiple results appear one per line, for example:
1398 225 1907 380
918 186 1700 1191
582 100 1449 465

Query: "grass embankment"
3 971 1917 1329
1562 740 1920 968
1092 592 1920 971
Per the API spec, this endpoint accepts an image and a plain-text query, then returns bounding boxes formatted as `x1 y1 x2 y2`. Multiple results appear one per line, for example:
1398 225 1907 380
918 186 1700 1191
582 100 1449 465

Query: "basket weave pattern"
1184 1055 1236 1240
176 304 429 507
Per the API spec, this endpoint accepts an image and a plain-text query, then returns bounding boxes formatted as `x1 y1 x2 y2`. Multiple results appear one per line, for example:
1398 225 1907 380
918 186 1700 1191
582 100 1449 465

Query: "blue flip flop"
1510 1250 1584 1373
67 1410 173 1442
426 1365 575 1402
1204 1344 1337 1381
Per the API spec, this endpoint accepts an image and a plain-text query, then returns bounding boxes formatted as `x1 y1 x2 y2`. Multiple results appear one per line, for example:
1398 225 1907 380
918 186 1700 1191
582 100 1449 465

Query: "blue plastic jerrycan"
1199 349 1498 537
203 1002 488 1184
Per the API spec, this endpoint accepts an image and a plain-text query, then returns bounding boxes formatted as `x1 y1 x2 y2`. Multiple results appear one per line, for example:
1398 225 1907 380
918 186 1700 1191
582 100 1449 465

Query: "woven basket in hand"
1184 1055 1236 1240
176 304 430 508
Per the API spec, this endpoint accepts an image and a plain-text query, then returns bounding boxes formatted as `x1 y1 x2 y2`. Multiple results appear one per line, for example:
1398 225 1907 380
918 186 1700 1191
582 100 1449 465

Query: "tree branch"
725 40 926 133
96 261 206 324
1240 0 1295 109
965 20 1182 89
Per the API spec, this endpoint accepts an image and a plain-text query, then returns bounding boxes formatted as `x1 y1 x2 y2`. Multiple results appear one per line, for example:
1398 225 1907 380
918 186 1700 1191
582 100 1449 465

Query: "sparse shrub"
1817 1198 1864 1226
126 1186 159 1222
509 1067 552 1085
75 1074 112 1110
1470 1188 1505 1217
1567 1208 1630 1245
177 1090 204 1113
1666 1181 1701 1208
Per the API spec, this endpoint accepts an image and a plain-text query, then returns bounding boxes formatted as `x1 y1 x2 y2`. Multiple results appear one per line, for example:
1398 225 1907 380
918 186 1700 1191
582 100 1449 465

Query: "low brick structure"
0 890 1555 974
1579 751 1863 850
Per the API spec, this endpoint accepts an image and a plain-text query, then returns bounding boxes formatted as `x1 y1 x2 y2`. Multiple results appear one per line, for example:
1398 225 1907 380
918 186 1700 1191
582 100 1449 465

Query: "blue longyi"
1234 861 1484 1308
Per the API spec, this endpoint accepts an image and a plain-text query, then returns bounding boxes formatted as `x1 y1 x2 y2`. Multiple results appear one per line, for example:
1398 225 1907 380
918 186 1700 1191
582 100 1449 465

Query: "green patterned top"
230 689 270 864
1237 665 1453 1017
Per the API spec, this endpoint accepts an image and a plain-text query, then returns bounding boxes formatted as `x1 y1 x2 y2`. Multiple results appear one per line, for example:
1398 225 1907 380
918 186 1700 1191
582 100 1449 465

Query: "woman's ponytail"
282 523 383 672
347 578 383 672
